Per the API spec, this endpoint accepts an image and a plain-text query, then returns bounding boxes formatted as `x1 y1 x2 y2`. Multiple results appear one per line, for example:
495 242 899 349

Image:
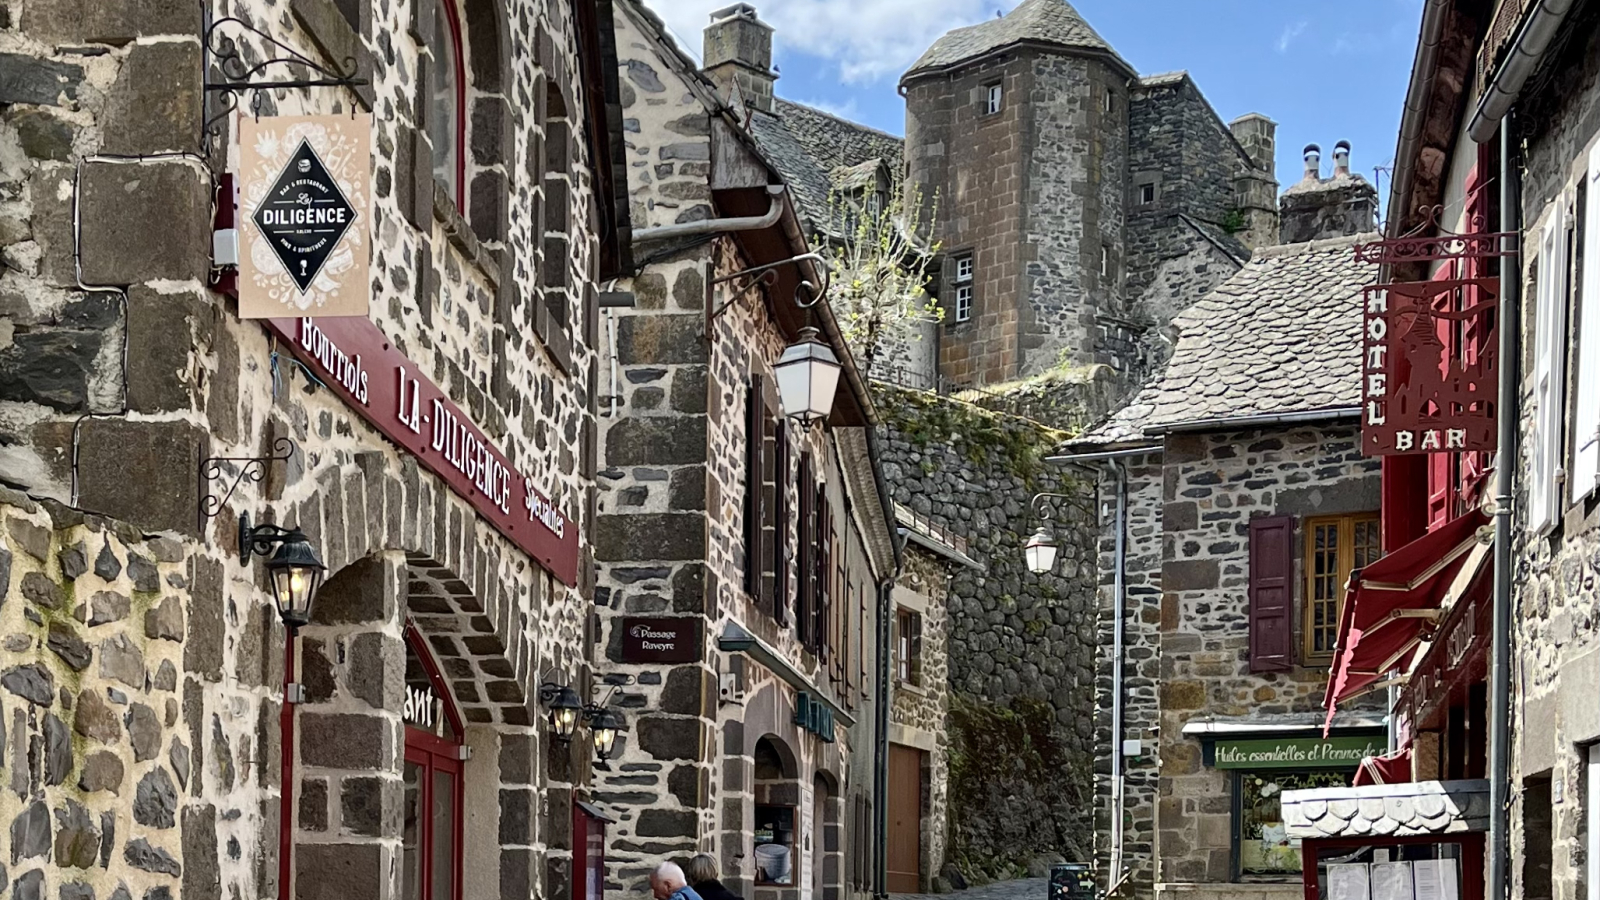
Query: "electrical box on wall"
1121 738 1142 757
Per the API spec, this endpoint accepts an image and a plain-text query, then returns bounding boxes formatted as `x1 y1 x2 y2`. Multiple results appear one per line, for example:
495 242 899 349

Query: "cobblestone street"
893 878 1048 900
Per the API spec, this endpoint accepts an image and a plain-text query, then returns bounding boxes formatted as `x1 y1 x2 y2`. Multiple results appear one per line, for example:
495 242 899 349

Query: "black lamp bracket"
1029 491 1075 520
709 252 830 321
199 437 298 530
201 4 372 155
537 681 568 705
238 513 306 565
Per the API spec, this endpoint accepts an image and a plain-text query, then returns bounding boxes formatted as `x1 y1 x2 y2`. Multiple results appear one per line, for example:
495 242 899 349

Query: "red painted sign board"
265 316 579 585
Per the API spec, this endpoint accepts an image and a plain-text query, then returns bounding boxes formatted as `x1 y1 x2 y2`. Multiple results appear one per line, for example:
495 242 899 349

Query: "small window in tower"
1103 90 1114 114
1101 245 1112 278
1139 182 1155 205
954 255 973 283
984 82 1003 115
954 285 973 323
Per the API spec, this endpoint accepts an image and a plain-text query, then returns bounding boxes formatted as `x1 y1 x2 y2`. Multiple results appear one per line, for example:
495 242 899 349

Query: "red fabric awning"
1352 749 1412 786
1324 510 1491 730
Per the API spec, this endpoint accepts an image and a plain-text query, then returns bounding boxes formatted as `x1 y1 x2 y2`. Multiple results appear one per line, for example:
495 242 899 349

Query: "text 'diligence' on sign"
265 315 579 585
1360 279 1499 456
620 617 703 664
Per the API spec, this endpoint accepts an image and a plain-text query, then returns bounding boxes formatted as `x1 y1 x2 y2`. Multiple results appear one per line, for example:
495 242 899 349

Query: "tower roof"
903 0 1129 81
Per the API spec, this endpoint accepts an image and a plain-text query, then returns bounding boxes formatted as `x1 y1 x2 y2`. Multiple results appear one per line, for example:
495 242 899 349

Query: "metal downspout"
1107 460 1129 892
874 577 894 900
630 184 786 244
1488 113 1522 900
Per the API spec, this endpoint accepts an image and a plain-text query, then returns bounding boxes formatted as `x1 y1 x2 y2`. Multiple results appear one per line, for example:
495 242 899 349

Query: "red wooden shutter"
815 496 831 657
1248 515 1295 673
744 377 764 597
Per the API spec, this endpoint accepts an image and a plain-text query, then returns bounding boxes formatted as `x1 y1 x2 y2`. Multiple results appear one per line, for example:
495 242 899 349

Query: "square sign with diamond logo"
238 115 370 318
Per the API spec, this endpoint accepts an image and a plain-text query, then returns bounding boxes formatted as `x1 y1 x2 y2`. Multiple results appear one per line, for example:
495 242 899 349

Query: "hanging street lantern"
1024 522 1060 575
539 683 584 740
590 709 622 760
774 326 843 427
239 513 327 631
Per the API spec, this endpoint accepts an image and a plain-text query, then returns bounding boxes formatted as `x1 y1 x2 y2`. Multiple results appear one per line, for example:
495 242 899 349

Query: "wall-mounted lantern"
540 679 625 761
239 513 327 631
774 326 843 427
1023 492 1074 575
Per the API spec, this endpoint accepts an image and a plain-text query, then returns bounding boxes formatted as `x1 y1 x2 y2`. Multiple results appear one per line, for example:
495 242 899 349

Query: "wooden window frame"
895 608 922 687
1302 513 1381 664
983 82 1002 116
429 0 468 211
402 621 466 900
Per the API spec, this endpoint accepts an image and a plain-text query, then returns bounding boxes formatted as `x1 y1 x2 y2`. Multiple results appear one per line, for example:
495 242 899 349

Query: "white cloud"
638 0 1018 84
1275 20 1307 54
790 96 861 120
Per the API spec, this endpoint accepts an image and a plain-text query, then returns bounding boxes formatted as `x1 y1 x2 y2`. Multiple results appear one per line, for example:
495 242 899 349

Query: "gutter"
1142 406 1360 435
1385 0 1450 238
1468 0 1578 142
1045 446 1161 465
873 575 896 900
632 184 786 243
1106 460 1129 892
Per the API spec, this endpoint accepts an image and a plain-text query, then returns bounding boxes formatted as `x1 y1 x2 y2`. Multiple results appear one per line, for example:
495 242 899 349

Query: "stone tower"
702 3 776 113
902 0 1272 388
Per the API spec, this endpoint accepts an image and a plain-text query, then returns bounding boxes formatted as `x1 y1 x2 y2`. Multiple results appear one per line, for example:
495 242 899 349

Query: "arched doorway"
753 736 800 889
402 620 465 900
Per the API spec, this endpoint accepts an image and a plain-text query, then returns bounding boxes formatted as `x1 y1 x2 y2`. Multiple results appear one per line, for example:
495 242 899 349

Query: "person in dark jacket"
686 853 743 900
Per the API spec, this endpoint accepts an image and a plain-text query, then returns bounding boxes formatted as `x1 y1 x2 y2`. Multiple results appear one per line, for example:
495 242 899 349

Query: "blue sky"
648 0 1424 199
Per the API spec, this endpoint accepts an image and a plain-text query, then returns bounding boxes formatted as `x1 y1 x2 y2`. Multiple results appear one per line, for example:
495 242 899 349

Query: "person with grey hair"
649 861 704 900
685 854 742 900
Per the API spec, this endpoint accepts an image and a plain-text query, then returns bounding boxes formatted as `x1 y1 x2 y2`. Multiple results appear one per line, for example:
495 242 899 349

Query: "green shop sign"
1211 736 1384 769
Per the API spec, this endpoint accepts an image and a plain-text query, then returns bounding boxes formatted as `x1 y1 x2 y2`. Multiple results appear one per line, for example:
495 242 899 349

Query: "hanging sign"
239 115 371 318
1210 735 1384 769
263 315 580 585
620 617 702 663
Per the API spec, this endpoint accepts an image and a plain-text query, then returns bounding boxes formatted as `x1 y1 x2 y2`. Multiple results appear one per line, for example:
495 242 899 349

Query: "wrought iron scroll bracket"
199 437 298 529
708 252 831 322
201 3 371 155
1354 204 1517 266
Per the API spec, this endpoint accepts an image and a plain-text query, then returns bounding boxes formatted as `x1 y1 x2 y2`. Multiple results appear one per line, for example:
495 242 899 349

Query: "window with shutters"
812 491 833 657
426 0 465 209
797 453 815 644
895 608 922 686
1303 514 1381 663
1530 199 1573 533
1247 515 1294 673
1571 144 1600 503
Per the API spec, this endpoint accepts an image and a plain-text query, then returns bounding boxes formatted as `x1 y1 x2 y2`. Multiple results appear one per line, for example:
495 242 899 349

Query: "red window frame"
404 621 466 900
572 803 609 900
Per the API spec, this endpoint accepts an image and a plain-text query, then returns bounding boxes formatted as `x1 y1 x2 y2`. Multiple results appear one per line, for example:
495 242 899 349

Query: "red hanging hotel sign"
1355 209 1511 456
265 316 579 585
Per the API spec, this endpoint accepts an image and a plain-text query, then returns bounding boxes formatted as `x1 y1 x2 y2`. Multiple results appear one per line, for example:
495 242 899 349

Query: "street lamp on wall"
539 680 625 761
239 513 327 630
774 326 843 427
1023 492 1074 575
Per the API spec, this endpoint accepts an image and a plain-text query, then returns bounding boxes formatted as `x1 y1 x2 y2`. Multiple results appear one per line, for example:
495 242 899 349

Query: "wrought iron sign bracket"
198 437 298 529
200 5 370 155
708 252 830 323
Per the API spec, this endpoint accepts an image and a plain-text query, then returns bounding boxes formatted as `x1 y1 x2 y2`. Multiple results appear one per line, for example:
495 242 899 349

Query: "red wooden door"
887 744 923 894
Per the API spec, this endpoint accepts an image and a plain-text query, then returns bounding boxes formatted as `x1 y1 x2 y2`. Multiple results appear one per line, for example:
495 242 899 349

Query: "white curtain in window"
1531 200 1568 533
1572 144 1600 502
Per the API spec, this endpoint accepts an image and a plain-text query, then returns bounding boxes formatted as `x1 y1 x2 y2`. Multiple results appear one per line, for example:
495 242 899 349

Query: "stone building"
1062 190 1385 897
600 6 903 900
0 0 630 899
900 0 1277 388
1345 2 1600 899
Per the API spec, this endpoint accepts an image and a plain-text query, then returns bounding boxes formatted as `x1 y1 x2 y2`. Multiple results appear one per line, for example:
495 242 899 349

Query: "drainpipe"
1107 460 1129 893
631 184 785 244
1487 112 1521 900
874 577 894 900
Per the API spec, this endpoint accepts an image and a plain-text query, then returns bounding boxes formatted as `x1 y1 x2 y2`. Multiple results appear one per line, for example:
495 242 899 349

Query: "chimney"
703 4 776 114
1301 143 1321 184
1228 113 1280 251
1279 140 1377 243
1332 140 1351 178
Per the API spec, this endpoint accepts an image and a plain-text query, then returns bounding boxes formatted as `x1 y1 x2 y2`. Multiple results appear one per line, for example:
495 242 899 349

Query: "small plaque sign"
239 115 371 318
620 617 702 663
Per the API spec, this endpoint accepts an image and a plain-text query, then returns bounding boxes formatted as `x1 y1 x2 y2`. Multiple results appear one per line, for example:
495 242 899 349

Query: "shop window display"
754 804 797 885
1239 770 1348 876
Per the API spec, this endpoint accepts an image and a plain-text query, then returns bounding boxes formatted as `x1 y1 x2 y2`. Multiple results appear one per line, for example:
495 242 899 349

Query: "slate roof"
746 99 904 239
904 0 1129 79
1282 780 1490 839
1077 232 1378 444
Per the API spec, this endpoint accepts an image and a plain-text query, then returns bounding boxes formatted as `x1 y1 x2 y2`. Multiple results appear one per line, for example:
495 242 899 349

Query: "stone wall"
1152 423 1382 886
873 383 1097 875
1507 9 1600 900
